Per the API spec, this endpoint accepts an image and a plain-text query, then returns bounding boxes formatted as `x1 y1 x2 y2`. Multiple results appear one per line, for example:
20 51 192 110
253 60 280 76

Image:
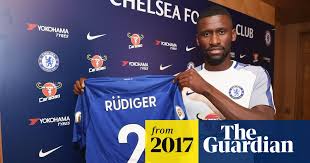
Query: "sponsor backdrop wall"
0 0 274 162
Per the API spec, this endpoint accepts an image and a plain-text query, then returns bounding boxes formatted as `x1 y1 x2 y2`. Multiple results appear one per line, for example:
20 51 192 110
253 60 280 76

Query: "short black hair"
198 5 233 25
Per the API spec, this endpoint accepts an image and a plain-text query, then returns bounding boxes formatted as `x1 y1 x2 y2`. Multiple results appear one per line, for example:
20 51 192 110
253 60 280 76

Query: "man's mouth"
209 49 223 54
207 48 224 55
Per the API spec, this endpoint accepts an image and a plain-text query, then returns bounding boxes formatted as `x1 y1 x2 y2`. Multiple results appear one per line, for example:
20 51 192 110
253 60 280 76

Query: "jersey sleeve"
72 91 89 149
249 67 275 111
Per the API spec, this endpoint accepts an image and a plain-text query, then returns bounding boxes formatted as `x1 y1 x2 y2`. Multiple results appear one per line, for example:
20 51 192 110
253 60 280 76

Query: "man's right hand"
73 78 87 95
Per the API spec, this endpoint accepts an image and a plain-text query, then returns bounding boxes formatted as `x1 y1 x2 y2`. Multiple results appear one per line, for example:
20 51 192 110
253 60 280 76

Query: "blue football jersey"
73 75 187 163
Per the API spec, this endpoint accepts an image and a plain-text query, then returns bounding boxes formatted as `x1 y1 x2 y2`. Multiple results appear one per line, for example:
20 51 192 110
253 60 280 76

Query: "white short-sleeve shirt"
182 60 275 120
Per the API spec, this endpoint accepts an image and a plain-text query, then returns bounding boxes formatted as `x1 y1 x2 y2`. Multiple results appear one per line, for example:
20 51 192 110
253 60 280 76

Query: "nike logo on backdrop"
160 64 172 71
186 46 196 52
240 54 246 59
39 145 63 158
87 32 106 40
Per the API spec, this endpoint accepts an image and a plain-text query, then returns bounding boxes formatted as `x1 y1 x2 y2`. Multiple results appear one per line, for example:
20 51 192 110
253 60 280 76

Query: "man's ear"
232 29 237 42
196 34 200 46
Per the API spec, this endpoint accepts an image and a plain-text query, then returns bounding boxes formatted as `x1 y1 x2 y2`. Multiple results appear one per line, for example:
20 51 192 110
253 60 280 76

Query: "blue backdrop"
0 0 274 162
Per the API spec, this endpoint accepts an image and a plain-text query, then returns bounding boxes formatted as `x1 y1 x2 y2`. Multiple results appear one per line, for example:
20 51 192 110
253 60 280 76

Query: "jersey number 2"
118 124 145 163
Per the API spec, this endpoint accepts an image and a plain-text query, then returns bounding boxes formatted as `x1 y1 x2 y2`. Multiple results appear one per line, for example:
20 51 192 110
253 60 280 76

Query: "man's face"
196 15 236 65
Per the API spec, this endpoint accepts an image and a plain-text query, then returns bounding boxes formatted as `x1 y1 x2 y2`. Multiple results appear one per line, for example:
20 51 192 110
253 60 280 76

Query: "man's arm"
200 83 274 120
175 69 275 120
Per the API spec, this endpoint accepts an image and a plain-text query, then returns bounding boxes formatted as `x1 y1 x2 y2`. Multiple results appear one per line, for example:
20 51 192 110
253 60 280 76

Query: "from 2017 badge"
145 120 199 163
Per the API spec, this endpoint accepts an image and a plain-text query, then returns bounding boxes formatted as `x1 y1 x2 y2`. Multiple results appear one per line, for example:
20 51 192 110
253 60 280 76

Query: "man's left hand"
174 68 210 95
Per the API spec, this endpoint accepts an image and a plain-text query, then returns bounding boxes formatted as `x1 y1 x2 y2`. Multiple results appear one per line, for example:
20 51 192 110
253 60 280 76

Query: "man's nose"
210 34 220 45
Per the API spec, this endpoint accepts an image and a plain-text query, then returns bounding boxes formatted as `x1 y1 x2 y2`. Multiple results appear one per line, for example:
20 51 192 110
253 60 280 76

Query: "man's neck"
204 58 233 71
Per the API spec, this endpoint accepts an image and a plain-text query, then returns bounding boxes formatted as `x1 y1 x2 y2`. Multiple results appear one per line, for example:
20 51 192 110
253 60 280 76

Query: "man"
175 6 275 120
74 6 275 120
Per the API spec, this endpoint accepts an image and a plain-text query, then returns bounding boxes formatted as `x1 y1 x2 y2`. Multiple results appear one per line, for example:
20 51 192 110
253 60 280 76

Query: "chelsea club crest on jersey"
229 85 244 99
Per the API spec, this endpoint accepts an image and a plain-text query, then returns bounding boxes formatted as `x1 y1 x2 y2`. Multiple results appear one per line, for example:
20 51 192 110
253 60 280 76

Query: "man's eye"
219 30 225 35
203 32 210 37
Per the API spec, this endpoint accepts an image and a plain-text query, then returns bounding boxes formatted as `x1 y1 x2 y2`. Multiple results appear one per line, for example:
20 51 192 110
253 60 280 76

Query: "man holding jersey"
73 6 275 120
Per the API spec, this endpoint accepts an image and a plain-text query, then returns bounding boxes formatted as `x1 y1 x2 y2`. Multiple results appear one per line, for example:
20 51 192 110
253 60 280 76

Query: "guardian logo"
29 116 70 127
121 60 149 71
128 33 144 49
38 51 59 72
26 23 69 38
36 82 62 103
87 54 107 73
203 124 294 153
154 40 177 50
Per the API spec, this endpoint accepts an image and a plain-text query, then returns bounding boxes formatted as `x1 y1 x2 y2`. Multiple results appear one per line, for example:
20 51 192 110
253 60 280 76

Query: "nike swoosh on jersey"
160 64 172 71
87 32 106 40
186 91 195 96
39 145 63 158
186 46 196 52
